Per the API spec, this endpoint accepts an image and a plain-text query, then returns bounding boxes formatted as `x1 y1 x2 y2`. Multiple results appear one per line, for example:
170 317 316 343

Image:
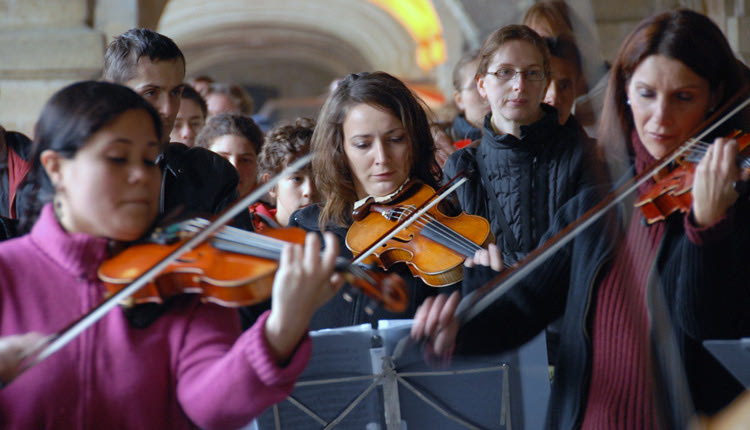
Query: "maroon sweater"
581 135 664 429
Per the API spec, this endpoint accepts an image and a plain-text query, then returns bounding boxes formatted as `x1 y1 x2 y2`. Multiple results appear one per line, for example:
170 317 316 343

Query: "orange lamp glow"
368 0 447 71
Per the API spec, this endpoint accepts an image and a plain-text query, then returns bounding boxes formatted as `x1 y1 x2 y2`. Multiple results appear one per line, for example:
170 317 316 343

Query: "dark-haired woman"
0 81 342 429
413 10 750 428
289 71 459 329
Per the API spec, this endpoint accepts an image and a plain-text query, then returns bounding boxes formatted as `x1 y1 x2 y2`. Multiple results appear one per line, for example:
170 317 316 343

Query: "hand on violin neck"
463 243 504 272
692 137 743 227
265 232 342 363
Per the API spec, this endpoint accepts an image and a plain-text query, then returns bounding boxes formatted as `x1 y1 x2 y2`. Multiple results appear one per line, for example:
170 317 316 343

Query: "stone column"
0 0 106 136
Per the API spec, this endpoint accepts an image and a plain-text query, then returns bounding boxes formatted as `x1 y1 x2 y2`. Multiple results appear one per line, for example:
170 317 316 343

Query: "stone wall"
0 0 747 137
0 0 105 136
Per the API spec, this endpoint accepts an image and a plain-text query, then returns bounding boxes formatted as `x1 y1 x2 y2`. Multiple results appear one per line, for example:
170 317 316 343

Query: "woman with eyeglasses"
444 25 603 271
443 24 604 370
413 10 750 428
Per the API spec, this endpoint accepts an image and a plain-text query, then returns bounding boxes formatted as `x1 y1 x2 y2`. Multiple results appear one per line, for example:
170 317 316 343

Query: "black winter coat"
444 106 599 266
447 114 482 143
458 178 750 428
158 142 253 229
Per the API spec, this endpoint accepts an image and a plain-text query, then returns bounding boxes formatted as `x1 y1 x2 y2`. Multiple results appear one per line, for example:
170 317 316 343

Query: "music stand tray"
247 320 550 430
704 338 750 388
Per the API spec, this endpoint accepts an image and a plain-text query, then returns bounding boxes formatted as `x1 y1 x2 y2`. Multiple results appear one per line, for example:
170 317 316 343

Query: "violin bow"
350 173 469 266
6 154 313 387
449 90 748 428
456 93 750 323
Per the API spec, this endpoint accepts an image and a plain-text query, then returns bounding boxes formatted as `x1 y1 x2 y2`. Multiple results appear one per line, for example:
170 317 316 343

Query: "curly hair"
311 71 442 230
259 117 314 179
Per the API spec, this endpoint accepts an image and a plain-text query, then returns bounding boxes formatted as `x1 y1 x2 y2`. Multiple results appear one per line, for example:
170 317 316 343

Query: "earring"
626 99 631 106
53 195 63 221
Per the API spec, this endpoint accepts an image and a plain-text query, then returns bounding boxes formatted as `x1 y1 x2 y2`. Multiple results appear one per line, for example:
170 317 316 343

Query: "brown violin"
9 155 325 382
346 179 493 287
636 131 750 224
99 218 408 313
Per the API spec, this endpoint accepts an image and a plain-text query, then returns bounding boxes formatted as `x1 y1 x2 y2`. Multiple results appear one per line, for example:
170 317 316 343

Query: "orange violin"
98 219 408 313
636 131 750 224
346 180 493 287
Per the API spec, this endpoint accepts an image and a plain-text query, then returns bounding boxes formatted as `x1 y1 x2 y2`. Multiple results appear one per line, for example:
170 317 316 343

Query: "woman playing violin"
289 71 459 329
413 9 750 428
0 81 342 429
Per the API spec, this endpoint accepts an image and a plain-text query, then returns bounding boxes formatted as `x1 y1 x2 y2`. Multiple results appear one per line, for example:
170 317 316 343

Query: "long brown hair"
598 9 748 161
312 71 442 229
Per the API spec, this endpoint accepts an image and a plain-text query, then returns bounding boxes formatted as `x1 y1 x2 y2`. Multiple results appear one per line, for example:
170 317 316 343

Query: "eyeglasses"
487 68 546 81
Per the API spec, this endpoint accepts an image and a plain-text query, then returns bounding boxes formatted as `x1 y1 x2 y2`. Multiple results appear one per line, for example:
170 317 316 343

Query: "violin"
346 179 493 287
98 218 409 313
7 155 319 383
635 131 750 224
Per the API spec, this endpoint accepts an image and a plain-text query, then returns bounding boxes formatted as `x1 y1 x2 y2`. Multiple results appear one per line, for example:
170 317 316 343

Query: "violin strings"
683 140 750 168
182 218 378 280
180 219 288 257
185 219 393 302
393 207 482 257
386 207 482 258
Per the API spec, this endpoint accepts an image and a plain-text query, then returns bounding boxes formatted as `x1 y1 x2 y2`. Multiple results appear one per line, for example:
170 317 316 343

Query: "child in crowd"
249 117 316 231
195 113 263 198
170 85 207 147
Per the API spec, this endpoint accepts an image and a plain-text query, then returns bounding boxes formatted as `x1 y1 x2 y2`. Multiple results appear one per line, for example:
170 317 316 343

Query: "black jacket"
448 114 482 143
444 106 599 266
158 143 240 217
158 142 253 229
285 204 456 330
458 180 750 428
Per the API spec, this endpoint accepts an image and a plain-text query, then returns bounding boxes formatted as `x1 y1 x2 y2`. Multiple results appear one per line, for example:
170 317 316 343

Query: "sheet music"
250 320 551 430
254 324 384 429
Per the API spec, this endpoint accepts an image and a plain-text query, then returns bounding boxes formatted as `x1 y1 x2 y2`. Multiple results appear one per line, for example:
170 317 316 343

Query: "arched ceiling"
157 0 478 105
161 1 420 81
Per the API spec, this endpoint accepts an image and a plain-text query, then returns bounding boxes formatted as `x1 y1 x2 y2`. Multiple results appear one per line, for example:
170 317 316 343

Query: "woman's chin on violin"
416 10 750 428
288 71 470 330
0 80 343 429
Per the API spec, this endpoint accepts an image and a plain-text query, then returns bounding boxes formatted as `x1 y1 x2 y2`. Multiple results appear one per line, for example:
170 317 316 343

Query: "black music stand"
704 338 750 388
246 320 550 430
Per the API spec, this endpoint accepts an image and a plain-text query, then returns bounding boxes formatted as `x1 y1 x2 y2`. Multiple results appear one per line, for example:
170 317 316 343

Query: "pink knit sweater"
0 205 311 429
